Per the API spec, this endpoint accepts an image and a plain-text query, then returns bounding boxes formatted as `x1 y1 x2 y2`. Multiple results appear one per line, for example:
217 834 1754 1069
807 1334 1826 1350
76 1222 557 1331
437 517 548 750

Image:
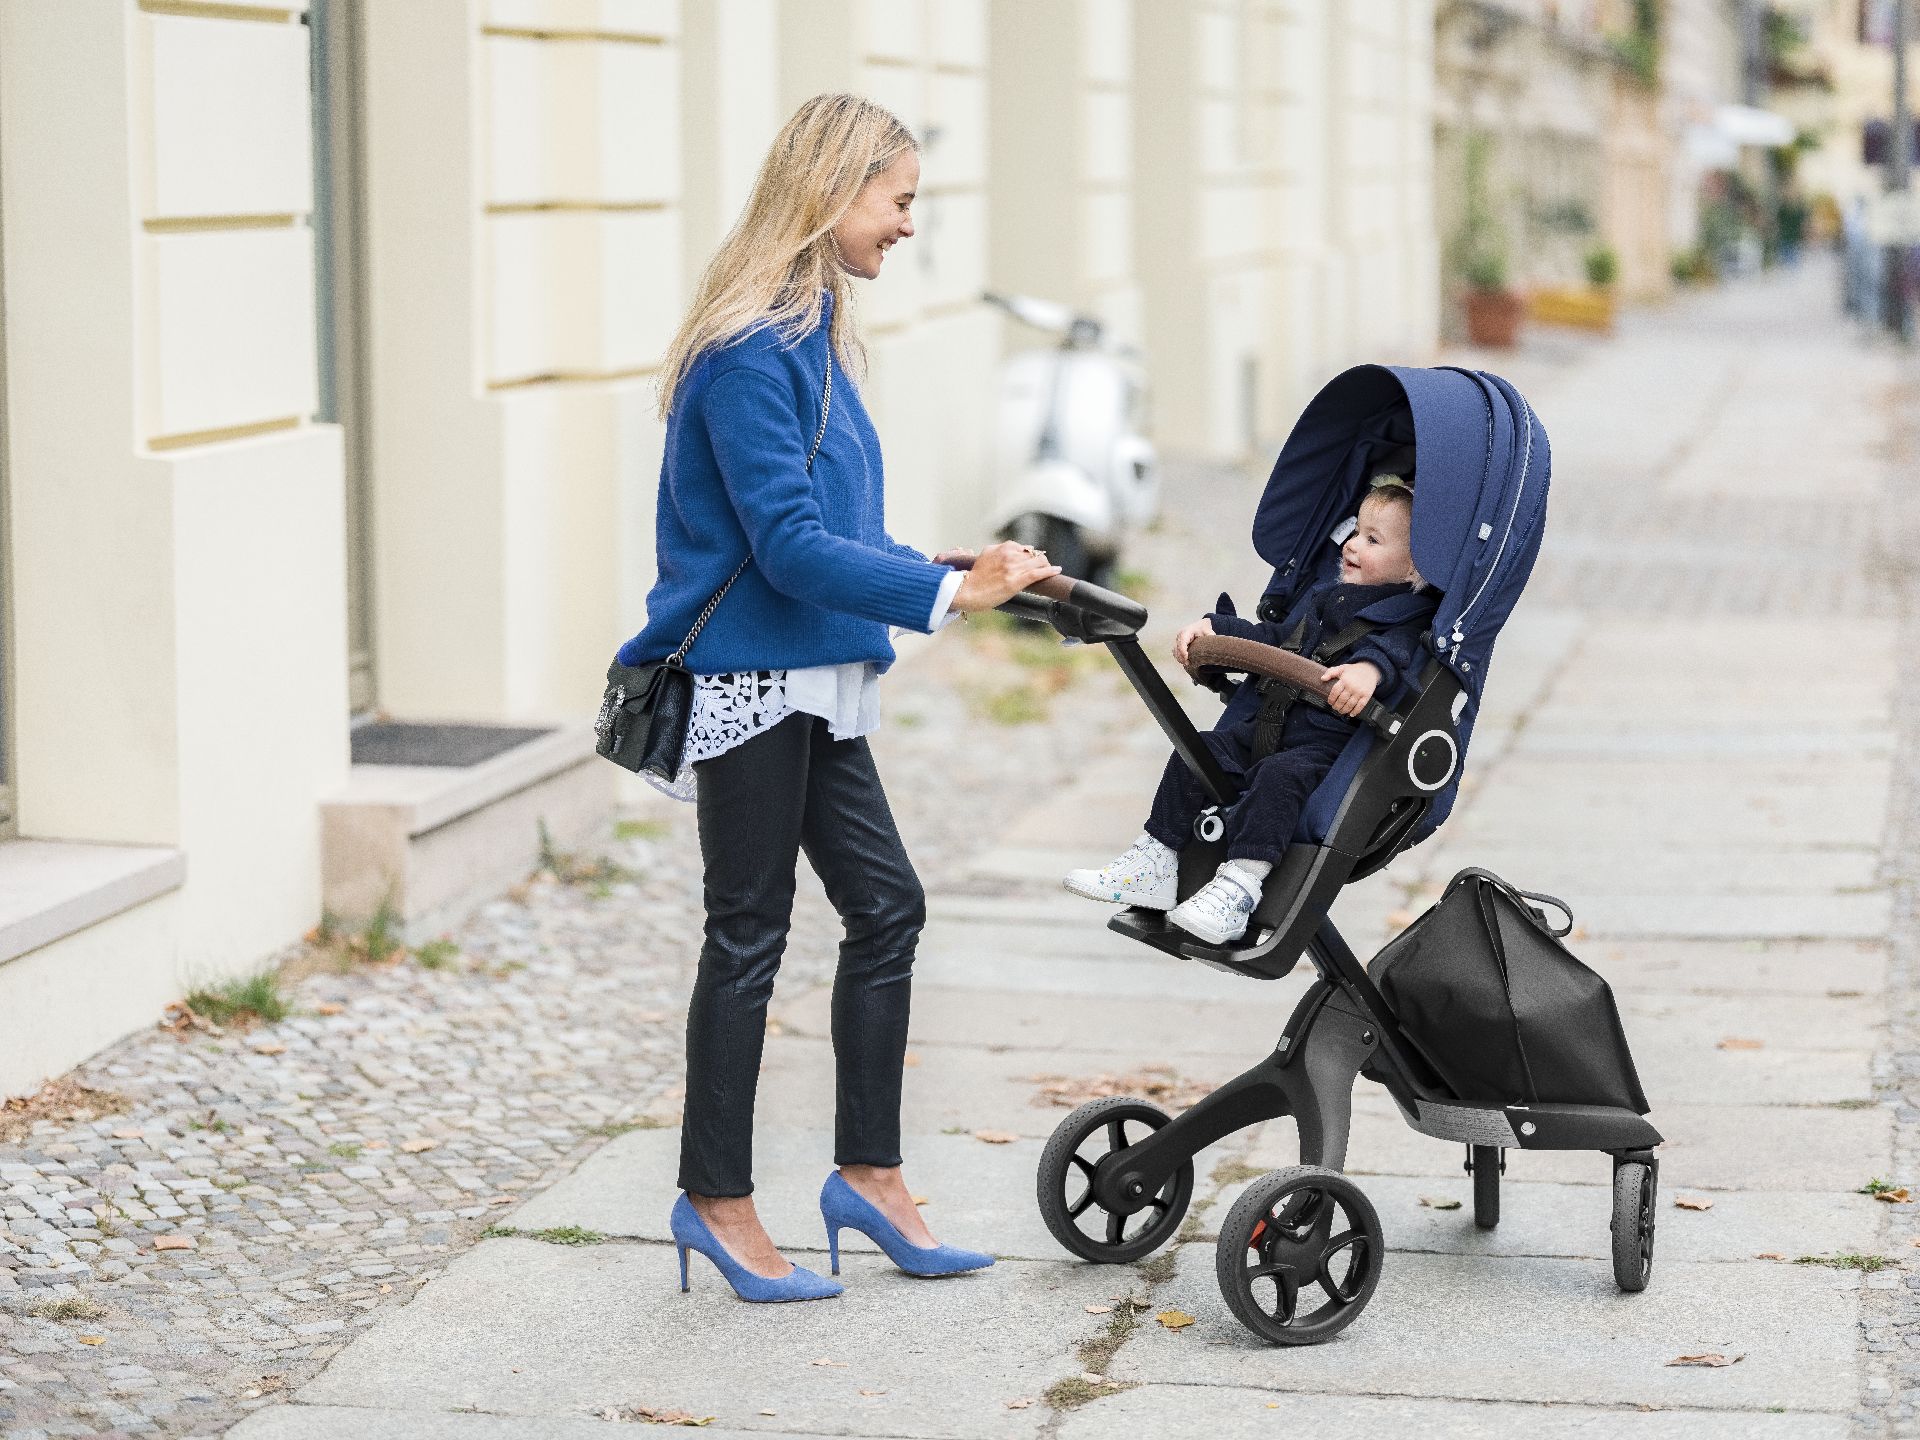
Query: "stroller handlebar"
1186 635 1404 739
945 555 1148 633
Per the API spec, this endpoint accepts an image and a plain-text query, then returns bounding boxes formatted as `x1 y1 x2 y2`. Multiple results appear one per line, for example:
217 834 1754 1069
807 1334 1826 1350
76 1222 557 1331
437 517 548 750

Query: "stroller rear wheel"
1036 1097 1194 1264
1611 1157 1657 1292
1216 1166 1383 1345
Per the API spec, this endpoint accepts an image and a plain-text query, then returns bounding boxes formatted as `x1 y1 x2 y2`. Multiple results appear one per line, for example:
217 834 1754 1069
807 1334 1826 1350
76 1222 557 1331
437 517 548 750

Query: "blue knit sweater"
617 295 950 674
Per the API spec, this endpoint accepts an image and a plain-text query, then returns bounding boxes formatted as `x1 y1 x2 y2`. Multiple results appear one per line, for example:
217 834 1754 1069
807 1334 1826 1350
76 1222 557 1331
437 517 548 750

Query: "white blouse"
645 568 966 802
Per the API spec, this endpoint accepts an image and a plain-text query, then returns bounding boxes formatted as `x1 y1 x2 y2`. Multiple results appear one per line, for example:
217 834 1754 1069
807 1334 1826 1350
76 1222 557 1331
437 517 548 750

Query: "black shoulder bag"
594 359 832 780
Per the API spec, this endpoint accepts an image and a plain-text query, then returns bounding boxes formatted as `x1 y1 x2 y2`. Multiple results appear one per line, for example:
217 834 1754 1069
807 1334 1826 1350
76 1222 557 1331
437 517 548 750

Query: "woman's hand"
1172 617 1215 668
1321 661 1382 717
949 540 1061 612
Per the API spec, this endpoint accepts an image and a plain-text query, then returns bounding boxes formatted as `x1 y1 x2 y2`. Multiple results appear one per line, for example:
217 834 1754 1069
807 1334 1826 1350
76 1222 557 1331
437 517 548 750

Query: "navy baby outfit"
1145 579 1438 864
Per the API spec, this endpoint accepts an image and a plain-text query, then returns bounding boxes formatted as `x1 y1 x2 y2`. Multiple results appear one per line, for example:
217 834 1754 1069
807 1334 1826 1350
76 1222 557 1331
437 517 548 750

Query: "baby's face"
1341 496 1416 586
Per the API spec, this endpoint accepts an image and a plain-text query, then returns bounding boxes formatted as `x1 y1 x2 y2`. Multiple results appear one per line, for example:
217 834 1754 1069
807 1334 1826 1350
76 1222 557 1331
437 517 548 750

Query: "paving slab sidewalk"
232 263 1901 1437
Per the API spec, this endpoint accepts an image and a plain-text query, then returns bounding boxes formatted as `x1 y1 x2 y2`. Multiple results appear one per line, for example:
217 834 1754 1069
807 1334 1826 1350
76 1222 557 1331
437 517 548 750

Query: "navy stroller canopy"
1238 364 1551 843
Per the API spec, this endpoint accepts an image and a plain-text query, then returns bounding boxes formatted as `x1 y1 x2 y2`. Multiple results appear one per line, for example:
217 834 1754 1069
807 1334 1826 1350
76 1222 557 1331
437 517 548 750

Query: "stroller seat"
1111 640 1468 978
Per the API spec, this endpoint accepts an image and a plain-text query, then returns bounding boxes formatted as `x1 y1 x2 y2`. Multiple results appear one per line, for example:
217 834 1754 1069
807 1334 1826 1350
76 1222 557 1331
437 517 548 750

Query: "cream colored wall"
0 0 348 1088
1137 0 1438 461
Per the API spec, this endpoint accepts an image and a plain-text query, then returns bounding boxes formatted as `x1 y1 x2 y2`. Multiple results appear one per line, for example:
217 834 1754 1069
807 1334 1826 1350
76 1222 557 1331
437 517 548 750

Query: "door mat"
350 722 555 769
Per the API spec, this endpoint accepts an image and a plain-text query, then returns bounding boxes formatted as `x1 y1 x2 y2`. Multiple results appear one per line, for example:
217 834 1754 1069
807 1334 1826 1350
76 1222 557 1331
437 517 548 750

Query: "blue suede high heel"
670 1194 842 1302
820 1171 996 1277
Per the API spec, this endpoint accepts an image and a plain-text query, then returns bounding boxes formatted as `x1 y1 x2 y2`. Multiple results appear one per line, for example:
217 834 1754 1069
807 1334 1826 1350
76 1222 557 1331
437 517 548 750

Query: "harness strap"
1247 614 1388 762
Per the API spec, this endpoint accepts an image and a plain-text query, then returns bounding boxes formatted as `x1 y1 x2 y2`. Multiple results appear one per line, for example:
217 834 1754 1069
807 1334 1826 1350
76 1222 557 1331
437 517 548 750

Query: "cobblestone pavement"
0 456 1250 1438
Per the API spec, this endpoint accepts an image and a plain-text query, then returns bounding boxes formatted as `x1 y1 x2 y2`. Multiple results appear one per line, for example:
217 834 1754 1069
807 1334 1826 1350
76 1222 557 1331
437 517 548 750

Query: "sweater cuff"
928 568 966 630
867 552 954 633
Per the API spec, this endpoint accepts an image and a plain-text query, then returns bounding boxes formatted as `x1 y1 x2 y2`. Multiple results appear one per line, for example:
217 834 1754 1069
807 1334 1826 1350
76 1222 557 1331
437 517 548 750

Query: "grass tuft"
613 818 668 842
411 938 459 971
184 973 289 1028
31 1297 106 1322
1796 1252 1899 1272
1043 1374 1134 1411
1134 1250 1179 1286
327 1142 362 1160
538 820 634 889
584 1118 670 1139
528 1226 605 1246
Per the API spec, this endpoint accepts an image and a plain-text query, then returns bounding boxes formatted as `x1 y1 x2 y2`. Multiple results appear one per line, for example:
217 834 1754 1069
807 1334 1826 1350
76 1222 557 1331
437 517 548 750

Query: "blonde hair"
1359 478 1427 592
655 94 918 419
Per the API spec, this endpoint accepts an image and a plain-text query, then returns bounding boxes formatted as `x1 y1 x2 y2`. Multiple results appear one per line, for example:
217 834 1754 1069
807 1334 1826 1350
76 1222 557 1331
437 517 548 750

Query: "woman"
617 94 1058 1302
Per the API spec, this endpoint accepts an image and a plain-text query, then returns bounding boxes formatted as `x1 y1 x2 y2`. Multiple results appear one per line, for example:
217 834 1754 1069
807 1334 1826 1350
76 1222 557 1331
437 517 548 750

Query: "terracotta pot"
1464 288 1525 347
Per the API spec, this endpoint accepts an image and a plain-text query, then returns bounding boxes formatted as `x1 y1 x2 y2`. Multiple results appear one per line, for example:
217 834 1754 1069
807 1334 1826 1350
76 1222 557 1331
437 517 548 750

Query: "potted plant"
1584 243 1619 290
1456 135 1524 346
1462 249 1524 347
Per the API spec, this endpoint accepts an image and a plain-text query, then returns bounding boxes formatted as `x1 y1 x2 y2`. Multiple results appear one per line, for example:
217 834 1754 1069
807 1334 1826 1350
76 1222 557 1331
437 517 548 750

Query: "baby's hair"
1358 474 1425 591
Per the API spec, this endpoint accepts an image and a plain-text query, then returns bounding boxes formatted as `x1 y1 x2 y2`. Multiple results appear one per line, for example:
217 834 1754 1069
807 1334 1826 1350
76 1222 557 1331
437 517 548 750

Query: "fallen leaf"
1667 1353 1743 1367
764 1018 784 1036
624 1408 713 1427
973 1129 1018 1145
1716 1037 1764 1051
1875 1187 1913 1204
316 1003 345 1016
1674 1195 1714 1211
1025 1065 1212 1112
487 1195 517 1206
1157 1309 1196 1330
759 1410 776 1417
810 1357 847 1368
1418 1195 1462 1211
910 1194 931 1206
903 1051 921 1068
1385 908 1415 929
1758 1251 1786 1260
364 1140 388 1150
378 1283 392 1294
1080 1372 1109 1386
1006 1398 1036 1410
857 1388 887 1397
111 1128 144 1139
1084 1303 1113 1314
77 1336 104 1346
252 1043 287 1056
399 1139 438 1154
153 1235 194 1251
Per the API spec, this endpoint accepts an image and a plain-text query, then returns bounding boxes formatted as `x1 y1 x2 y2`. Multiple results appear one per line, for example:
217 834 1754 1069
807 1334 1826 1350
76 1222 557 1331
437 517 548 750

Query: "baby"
1065 476 1437 945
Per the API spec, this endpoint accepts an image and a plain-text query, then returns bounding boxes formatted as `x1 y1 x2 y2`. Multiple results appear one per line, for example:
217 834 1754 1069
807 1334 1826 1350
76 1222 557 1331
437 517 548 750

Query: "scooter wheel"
1036 1096 1193 1264
1216 1166 1383 1345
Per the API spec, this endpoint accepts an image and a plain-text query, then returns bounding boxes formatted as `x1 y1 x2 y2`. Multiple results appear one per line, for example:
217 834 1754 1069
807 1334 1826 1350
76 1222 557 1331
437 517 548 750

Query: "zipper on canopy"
1447 387 1535 649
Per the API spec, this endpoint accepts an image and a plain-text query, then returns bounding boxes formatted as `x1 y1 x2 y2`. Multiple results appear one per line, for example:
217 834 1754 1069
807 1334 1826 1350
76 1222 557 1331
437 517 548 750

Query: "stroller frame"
1012 583 1663 1342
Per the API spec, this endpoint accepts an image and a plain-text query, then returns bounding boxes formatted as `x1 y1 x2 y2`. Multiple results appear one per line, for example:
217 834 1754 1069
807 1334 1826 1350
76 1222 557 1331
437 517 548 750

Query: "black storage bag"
1370 868 1650 1114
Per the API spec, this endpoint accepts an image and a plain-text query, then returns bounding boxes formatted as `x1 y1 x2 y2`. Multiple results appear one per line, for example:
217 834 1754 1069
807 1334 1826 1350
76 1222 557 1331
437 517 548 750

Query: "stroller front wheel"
1216 1166 1384 1345
1036 1096 1193 1264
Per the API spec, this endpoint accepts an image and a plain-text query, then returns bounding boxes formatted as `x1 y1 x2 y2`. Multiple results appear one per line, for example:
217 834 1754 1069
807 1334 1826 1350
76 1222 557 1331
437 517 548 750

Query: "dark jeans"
1144 714 1350 864
678 712 925 1198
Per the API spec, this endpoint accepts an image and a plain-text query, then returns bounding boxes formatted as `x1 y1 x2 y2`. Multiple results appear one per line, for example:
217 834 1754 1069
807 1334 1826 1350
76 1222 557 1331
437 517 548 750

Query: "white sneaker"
1064 833 1179 910
1167 863 1265 946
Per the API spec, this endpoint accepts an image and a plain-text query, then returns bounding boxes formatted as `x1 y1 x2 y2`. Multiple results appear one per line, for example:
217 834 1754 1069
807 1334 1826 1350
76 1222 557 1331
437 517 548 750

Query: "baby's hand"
1321 661 1381 718
1173 616 1215 667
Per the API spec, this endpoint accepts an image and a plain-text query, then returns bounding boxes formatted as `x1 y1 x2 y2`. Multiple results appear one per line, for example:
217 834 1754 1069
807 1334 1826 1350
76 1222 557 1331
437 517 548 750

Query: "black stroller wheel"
1216 1166 1383 1345
1611 1159 1656 1292
1036 1097 1193 1263
1469 1145 1500 1230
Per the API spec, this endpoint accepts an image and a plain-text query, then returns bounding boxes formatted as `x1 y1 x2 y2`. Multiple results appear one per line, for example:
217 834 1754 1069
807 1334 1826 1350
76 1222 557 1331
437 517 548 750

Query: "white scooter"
983 291 1158 585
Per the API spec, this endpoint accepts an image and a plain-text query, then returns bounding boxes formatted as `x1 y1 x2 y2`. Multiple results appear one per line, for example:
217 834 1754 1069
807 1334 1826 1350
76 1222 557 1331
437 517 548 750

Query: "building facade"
0 0 1441 1099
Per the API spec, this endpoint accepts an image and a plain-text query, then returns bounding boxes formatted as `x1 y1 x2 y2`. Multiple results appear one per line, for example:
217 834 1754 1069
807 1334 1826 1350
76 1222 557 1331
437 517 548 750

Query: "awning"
1685 104 1797 168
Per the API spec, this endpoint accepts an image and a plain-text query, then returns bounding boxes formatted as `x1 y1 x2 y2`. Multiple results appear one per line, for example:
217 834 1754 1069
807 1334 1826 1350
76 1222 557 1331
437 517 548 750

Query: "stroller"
971 364 1661 1345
